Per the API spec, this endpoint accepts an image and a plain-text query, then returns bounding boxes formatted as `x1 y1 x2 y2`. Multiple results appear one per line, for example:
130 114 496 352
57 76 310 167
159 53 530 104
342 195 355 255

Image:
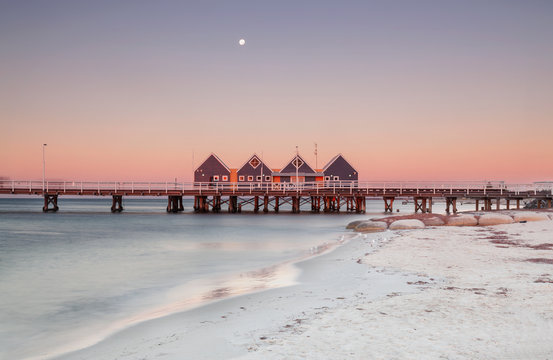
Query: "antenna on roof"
295 146 299 191
261 151 264 184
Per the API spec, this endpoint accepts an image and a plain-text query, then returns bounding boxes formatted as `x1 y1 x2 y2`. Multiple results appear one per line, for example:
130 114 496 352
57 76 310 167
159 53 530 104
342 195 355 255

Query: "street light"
42 144 47 192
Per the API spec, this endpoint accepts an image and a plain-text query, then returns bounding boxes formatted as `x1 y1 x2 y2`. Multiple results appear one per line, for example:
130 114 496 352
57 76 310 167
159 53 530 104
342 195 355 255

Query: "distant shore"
56 210 553 360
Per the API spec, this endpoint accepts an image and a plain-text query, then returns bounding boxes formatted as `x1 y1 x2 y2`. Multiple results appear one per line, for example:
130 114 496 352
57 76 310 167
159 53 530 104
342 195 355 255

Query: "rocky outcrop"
446 215 478 226
421 216 445 226
346 220 366 230
478 214 514 226
513 213 550 222
389 219 425 230
346 210 550 232
524 199 548 209
354 221 388 233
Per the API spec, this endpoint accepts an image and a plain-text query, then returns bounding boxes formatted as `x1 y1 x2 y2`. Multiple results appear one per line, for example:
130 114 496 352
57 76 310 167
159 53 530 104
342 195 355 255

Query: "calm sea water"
0 196 474 360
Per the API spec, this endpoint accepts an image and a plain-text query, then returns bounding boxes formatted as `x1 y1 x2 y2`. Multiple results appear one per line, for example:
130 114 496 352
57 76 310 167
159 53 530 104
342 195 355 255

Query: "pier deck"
1 180 551 213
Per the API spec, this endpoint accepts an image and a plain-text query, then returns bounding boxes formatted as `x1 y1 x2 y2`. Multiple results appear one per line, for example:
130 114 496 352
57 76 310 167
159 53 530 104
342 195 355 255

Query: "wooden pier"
1 180 551 214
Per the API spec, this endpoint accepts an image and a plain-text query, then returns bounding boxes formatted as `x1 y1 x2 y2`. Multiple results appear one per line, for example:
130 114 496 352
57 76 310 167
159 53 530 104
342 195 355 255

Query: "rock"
346 220 366 229
421 216 445 226
354 221 388 233
446 215 478 226
512 213 550 222
389 219 425 230
524 199 548 209
478 214 514 226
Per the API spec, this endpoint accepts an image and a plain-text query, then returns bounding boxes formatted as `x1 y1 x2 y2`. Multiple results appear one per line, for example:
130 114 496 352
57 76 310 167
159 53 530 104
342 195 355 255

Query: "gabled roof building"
323 154 358 182
194 153 231 182
237 154 272 182
272 154 324 183
192 153 358 184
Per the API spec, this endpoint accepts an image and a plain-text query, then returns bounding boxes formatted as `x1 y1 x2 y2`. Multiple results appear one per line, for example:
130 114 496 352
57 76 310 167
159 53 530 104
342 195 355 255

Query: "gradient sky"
1 1 552 182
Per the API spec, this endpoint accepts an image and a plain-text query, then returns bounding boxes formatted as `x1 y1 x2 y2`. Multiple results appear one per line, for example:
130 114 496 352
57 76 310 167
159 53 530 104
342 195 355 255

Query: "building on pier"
193 152 358 184
194 153 231 183
272 154 323 183
323 154 358 183
237 154 273 183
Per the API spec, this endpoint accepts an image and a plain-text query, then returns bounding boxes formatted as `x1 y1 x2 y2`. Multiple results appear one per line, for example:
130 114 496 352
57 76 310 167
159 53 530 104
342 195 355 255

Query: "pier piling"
43 194 59 212
213 196 221 213
484 198 492 211
228 196 238 213
194 196 209 213
383 197 394 213
292 196 300 213
111 195 123 213
414 197 428 213
166 195 183 213
445 197 457 214
254 196 259 213
274 196 280 213
263 196 269 213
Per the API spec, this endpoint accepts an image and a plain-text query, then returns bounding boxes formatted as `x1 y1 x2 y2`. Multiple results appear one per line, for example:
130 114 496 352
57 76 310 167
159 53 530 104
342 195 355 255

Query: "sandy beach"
56 210 553 360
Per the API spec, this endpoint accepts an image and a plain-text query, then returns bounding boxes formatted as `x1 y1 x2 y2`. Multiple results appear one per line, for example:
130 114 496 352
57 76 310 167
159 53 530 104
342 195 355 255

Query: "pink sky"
1 1 552 183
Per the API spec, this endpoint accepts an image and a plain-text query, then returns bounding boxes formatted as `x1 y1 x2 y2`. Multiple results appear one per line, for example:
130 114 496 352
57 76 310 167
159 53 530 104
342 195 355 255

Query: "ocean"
0 196 473 360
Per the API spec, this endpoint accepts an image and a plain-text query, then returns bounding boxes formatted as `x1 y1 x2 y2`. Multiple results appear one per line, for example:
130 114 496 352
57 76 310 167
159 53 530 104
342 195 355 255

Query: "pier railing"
1 180 551 196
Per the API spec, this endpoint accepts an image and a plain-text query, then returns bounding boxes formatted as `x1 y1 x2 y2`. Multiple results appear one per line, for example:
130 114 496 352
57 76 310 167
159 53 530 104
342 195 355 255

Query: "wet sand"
56 211 553 360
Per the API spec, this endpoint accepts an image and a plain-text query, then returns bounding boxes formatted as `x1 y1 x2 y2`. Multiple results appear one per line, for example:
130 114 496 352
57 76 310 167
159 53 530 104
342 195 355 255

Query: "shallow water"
0 196 474 360
0 198 353 360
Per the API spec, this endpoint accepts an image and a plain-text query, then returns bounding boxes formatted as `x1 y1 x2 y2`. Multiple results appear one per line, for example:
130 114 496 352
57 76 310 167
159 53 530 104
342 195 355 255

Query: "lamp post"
42 143 47 192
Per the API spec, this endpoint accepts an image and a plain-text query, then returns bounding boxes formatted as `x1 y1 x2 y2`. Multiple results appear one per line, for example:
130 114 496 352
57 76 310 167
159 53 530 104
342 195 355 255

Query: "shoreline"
45 233 347 360
0 198 373 360
54 228 424 360
53 210 553 359
240 212 553 359
48 230 356 360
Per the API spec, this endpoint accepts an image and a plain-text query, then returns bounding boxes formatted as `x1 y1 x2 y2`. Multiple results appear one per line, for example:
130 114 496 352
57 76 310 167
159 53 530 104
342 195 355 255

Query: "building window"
324 176 330 181
333 176 339 181
213 176 219 181
256 176 262 181
265 176 271 182
239 176 245 181
222 175 228 181
249 157 260 168
247 176 253 181
292 157 304 168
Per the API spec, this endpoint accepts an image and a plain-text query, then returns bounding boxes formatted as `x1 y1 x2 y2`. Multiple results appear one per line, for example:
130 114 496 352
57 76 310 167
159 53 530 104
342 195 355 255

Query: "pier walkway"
1 180 551 214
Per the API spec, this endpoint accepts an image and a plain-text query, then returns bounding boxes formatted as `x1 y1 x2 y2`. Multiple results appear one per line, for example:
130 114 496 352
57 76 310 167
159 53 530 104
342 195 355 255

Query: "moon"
239 38 245 46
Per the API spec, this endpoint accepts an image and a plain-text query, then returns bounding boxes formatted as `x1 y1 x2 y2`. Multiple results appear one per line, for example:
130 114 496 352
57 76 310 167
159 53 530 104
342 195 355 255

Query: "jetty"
1 180 552 214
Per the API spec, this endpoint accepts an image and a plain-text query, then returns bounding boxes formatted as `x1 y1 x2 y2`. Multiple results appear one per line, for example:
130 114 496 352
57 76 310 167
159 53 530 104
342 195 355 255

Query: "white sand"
56 212 553 360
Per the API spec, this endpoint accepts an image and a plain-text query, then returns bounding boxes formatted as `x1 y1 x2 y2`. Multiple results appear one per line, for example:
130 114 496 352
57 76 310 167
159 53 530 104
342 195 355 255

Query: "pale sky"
1 1 552 182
